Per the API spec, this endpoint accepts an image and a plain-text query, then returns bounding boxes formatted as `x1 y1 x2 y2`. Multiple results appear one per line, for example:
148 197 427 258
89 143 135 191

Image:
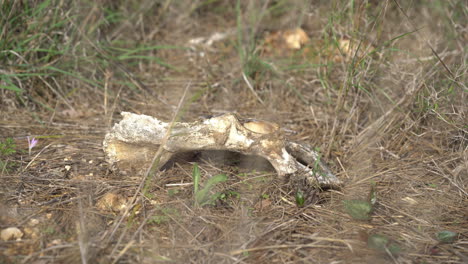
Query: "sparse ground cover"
0 0 466 263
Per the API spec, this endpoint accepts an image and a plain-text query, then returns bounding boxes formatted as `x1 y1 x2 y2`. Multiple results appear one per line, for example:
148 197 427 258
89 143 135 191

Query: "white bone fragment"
103 112 342 189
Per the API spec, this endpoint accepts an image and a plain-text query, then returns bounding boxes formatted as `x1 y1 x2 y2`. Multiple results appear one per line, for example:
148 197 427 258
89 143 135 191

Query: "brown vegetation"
0 0 466 263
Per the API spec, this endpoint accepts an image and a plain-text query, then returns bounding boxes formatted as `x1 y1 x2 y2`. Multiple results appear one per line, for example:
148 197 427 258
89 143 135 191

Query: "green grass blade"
44 66 102 87
195 174 228 206
0 84 23 93
193 163 200 194
0 76 23 92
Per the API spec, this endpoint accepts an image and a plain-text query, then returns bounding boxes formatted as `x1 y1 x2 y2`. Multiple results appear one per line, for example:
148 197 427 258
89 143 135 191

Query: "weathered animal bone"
103 112 342 189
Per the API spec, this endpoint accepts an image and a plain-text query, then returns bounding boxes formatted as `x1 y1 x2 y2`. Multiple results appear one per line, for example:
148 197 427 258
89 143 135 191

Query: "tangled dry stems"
0 1 466 263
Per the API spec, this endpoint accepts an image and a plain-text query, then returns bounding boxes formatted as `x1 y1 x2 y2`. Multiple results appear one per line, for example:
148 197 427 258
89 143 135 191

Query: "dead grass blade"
391 0 456 81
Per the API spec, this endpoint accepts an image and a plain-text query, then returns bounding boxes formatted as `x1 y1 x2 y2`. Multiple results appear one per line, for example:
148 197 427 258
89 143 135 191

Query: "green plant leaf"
368 234 402 255
436 231 458 243
343 199 373 220
368 234 388 250
295 190 305 207
0 138 17 156
0 84 23 92
167 189 180 197
148 207 179 225
195 174 228 206
204 174 228 189
1 76 23 92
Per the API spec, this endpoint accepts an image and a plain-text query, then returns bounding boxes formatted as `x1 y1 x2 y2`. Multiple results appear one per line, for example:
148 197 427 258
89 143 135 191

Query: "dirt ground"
0 1 467 263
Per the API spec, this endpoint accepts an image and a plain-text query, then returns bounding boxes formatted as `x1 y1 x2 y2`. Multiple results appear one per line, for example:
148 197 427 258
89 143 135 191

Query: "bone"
103 112 342 189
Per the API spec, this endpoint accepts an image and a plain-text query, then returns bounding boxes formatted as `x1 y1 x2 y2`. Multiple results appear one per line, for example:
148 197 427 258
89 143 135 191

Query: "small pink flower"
27 136 38 155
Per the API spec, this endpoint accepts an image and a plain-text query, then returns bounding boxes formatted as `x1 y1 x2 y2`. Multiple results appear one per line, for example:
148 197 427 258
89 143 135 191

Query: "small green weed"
343 199 373 221
167 189 180 197
192 163 228 207
295 190 305 207
220 190 240 201
436 231 458 243
343 184 377 220
367 233 402 255
0 138 18 173
0 138 16 156
311 149 327 179
42 226 56 235
148 207 179 225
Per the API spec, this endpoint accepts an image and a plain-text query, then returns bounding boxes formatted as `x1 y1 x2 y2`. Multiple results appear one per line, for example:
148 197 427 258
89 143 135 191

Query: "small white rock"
46 239 63 247
1 227 24 241
24 227 39 240
28 218 40 227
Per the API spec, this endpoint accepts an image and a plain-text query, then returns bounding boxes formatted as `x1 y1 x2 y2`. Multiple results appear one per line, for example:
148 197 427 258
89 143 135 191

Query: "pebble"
1 227 24 241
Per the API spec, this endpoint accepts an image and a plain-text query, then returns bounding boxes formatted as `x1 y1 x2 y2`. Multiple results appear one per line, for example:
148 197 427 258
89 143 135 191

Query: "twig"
77 197 89 264
111 240 135 264
230 242 350 255
22 144 52 172
242 72 264 105
430 159 468 197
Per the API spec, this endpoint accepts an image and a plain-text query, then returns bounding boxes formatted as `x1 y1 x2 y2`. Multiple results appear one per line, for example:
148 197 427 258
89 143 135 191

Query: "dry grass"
0 0 467 263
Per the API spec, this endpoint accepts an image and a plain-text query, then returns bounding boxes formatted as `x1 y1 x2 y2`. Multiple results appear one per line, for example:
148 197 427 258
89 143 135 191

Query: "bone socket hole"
242 121 279 134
